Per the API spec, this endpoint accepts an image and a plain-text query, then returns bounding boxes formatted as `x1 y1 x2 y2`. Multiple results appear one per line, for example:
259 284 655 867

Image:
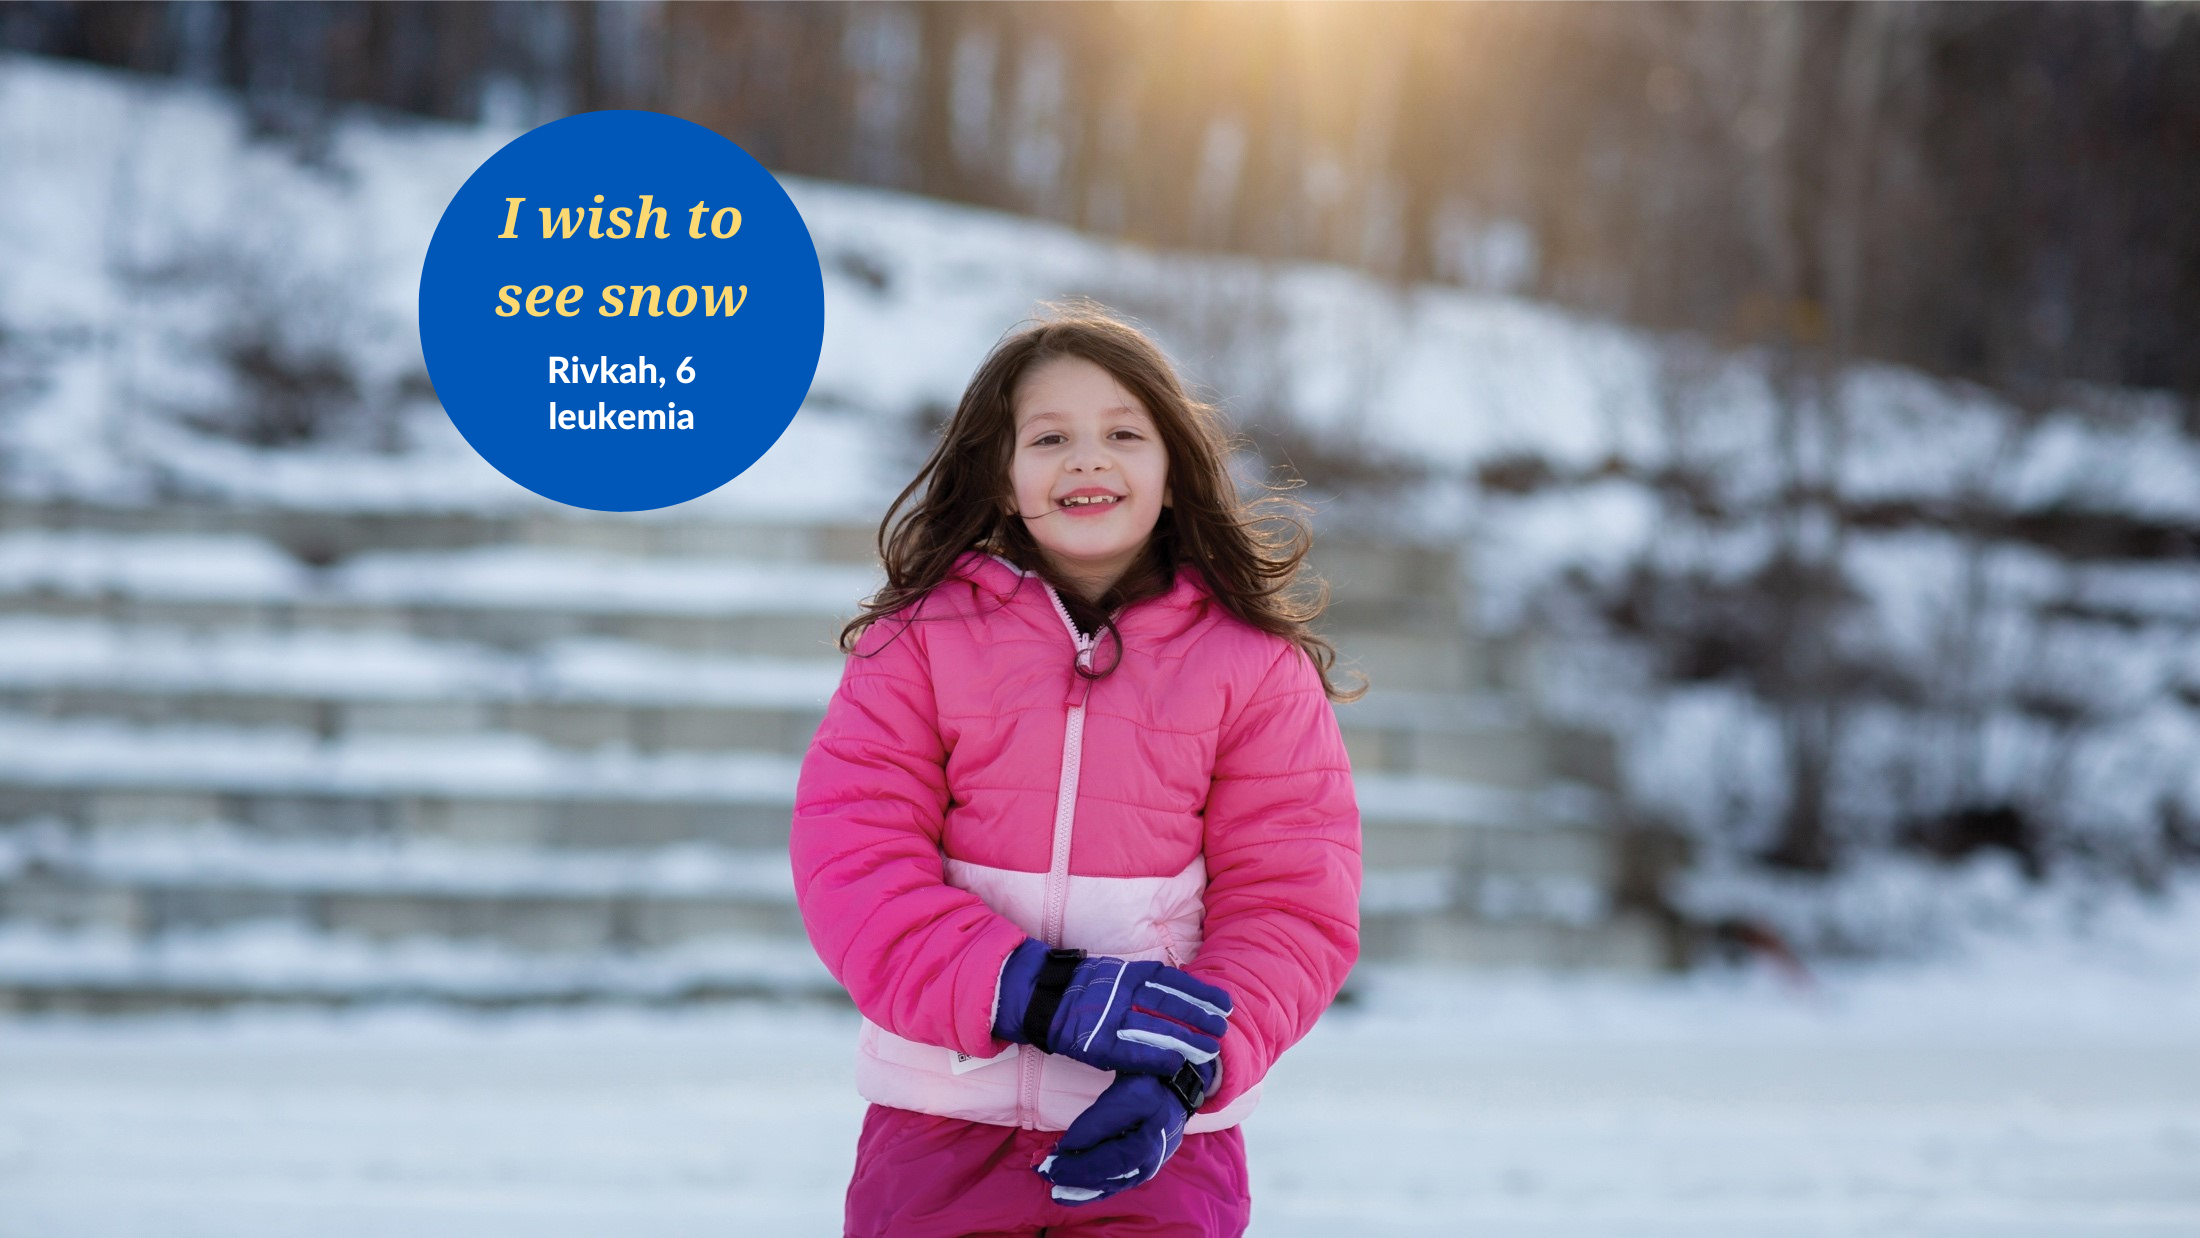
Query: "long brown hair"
841 302 1364 703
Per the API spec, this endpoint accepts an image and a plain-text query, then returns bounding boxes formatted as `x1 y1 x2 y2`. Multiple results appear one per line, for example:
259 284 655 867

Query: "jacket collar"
950 550 1212 623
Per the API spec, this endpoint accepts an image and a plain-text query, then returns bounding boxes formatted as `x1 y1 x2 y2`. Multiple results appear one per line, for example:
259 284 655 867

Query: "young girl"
791 307 1362 1237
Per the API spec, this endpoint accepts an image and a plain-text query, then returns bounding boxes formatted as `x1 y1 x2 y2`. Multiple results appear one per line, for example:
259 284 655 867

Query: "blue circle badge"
419 111 824 512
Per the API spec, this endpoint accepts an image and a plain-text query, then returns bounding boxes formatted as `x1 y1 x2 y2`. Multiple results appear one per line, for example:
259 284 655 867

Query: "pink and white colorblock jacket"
791 552 1361 1133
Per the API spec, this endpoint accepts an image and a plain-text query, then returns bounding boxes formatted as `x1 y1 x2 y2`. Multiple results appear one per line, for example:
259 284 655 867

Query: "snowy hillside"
0 52 1655 518
3 51 2197 963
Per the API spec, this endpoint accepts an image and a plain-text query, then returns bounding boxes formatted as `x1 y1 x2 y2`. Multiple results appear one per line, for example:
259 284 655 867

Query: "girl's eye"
1110 429 1145 441
1031 433 1066 447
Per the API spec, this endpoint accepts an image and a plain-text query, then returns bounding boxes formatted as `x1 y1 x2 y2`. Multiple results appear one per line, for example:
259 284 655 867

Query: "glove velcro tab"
1163 1061 1210 1115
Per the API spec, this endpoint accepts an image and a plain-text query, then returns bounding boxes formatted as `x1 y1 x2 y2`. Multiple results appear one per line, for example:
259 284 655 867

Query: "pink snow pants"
844 1104 1252 1237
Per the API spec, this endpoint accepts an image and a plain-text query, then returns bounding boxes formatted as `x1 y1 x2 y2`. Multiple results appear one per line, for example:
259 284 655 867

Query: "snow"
4 47 2189 538
0 50 1871 523
331 547 878 616
0 51 2195 1233
1616 683 1790 847
1835 365 2018 507
0 532 300 603
0 714 801 803
1468 478 1665 631
0 532 880 615
1354 772 1603 829
107 403 907 522
0 52 905 518
531 639 840 708
0 923 830 1002
0 40 2189 903
0 617 838 708
1998 394 2200 522
0 822 796 900
0 710 1555 839
4 942 2198 1236
8 54 2193 882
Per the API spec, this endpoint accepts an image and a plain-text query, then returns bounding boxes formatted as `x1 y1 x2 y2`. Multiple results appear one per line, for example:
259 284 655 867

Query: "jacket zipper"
1019 577 1096 1128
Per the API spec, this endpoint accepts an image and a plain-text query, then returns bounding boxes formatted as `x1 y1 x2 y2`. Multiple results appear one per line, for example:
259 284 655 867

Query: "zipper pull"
1065 646 1094 707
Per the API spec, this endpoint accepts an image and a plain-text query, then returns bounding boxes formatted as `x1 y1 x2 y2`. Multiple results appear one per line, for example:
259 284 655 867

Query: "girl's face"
1008 355 1171 602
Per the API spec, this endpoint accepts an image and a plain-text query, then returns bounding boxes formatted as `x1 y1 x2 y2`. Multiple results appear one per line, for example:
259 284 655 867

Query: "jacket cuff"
988 937 1048 1042
956 921 1035 1057
1201 1026 1251 1112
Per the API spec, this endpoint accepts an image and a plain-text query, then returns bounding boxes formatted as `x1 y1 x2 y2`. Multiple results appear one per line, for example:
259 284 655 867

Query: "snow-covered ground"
4 949 2199 1238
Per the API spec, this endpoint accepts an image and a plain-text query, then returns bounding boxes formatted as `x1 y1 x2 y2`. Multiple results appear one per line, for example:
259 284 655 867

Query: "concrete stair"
0 499 1675 1011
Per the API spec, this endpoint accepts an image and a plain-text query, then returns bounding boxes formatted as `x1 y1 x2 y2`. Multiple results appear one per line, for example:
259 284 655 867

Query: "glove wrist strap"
1165 1062 1209 1115
1022 947 1086 1047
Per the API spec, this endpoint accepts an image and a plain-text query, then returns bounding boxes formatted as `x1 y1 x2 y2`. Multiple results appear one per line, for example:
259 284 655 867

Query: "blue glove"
991 939 1233 1078
1037 1056 1218 1205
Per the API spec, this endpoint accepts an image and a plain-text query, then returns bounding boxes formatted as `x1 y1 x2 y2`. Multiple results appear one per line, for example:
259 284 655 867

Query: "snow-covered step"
1305 539 1472 627
0 922 841 1014
0 532 882 611
0 819 1648 986
1355 774 1618 879
1359 847 1672 967
0 617 838 754
0 713 1630 919
0 616 1567 778
9 795 1618 890
1305 539 1492 695
0 817 1663 1009
0 711 1617 869
0 537 1470 658
0 532 876 658
0 715 801 849
0 504 1471 615
0 899 1671 1002
1337 689 1620 790
0 714 1593 830
1323 630 1487 696
0 499 882 566
1359 906 1674 969
0 618 844 708
4 686 832 761
0 531 1494 685
0 714 802 807
0 528 1503 700
1 825 1643 965
0 826 806 954
0 826 797 903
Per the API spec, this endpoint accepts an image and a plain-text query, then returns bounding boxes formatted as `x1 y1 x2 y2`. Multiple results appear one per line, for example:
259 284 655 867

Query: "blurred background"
0 3 2196 1235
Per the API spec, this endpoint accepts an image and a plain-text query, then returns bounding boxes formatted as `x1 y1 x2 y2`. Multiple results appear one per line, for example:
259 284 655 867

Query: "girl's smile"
1010 356 1170 598
1055 486 1125 513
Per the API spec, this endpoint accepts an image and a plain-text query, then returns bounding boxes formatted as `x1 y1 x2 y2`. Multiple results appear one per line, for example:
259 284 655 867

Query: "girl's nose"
1065 437 1112 471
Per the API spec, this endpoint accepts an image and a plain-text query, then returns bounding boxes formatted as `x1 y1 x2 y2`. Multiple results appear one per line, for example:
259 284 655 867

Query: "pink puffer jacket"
791 552 1361 1133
